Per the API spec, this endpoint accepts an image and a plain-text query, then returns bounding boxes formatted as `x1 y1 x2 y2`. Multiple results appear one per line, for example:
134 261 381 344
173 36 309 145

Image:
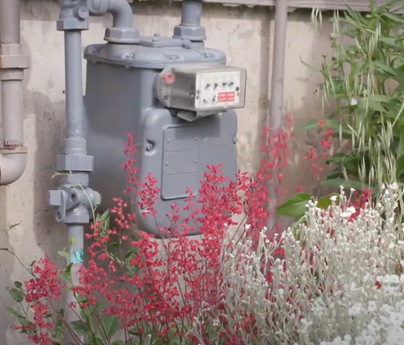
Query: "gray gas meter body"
84 36 246 237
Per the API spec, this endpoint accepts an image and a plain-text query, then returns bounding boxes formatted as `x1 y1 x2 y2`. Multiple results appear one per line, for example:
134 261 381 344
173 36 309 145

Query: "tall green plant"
306 0 404 190
277 0 404 222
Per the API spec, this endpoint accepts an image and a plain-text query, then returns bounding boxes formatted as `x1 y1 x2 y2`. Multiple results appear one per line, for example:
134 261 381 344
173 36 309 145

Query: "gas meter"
84 34 247 238
157 64 246 121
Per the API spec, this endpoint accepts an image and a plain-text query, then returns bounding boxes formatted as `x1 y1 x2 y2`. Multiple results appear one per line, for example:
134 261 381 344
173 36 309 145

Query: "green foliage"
309 0 404 191
277 193 340 235
7 287 24 303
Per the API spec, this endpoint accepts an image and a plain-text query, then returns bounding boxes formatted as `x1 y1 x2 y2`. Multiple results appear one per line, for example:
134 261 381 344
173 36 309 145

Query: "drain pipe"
0 0 29 185
266 0 288 233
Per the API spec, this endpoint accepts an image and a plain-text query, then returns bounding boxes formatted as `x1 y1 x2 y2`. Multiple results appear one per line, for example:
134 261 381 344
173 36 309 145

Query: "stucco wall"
0 1 334 343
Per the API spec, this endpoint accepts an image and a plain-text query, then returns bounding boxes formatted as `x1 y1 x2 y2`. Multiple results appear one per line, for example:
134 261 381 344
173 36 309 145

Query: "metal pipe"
64 31 85 139
108 0 133 28
0 0 20 44
64 224 84 343
87 0 133 27
180 0 203 27
173 0 205 42
0 0 29 185
266 0 288 233
2 80 24 145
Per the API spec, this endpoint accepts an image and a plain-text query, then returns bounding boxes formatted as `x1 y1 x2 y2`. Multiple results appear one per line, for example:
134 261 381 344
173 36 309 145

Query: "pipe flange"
104 27 140 44
56 154 94 172
0 145 27 154
173 25 206 42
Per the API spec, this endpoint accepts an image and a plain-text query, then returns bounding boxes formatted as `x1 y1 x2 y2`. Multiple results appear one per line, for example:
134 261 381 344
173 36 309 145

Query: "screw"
195 137 198 141
146 143 153 151
167 139 170 143
194 159 197 163
165 162 169 166
233 136 237 144
163 93 169 100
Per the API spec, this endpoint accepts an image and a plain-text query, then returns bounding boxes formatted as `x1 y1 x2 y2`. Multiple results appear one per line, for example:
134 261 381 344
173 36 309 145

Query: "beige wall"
0 1 334 343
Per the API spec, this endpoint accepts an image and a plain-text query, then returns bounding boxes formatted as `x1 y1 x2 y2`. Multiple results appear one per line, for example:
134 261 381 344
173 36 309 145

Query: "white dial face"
194 70 242 110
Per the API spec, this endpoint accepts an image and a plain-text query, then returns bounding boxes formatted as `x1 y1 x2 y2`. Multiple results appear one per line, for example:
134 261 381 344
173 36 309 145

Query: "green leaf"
276 193 313 217
70 320 91 335
59 262 73 281
317 194 340 209
57 251 70 260
102 315 120 338
6 307 24 318
125 339 140 345
7 287 24 303
112 341 125 345
299 118 340 131
8 223 21 231
14 281 22 289
18 316 33 327
397 154 404 179
381 11 404 23
69 235 76 245
320 178 369 191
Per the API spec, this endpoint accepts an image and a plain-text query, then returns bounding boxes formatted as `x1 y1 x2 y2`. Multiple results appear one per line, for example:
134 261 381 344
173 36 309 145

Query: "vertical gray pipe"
64 224 84 344
267 0 288 233
2 81 24 145
0 0 20 43
0 0 29 185
64 31 85 139
180 0 202 27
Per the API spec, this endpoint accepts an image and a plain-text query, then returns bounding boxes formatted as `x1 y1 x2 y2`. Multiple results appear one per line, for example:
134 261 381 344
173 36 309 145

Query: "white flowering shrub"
191 185 404 344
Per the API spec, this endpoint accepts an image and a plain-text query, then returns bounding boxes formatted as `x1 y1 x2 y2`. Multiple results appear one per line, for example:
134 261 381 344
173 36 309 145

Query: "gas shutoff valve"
157 64 247 121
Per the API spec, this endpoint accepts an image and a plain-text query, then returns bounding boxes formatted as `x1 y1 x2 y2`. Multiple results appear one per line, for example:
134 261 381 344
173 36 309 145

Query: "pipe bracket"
0 44 29 71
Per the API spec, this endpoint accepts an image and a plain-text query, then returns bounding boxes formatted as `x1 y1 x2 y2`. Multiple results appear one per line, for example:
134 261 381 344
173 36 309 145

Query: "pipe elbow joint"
0 148 28 185
87 0 133 27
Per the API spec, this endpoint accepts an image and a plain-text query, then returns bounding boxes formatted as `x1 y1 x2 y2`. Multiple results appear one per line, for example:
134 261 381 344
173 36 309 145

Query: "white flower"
348 303 362 316
350 98 358 106
389 183 399 190
330 195 337 202
368 301 377 312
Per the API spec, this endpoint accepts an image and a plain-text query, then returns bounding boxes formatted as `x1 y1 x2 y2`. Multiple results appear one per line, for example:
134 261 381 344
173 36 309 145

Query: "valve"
48 186 101 224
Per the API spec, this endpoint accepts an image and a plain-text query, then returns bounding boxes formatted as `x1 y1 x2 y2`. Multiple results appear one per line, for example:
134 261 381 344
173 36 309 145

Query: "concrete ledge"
135 0 394 12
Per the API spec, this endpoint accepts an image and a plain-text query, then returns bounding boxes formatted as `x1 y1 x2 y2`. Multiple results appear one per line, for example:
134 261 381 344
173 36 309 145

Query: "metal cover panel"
84 41 226 69
162 126 198 199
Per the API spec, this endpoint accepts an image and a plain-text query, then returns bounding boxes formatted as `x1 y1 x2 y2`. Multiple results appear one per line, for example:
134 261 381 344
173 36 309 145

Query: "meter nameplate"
157 64 246 118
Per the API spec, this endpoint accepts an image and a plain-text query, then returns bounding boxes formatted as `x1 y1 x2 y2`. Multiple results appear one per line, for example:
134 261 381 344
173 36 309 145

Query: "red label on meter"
218 92 235 103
